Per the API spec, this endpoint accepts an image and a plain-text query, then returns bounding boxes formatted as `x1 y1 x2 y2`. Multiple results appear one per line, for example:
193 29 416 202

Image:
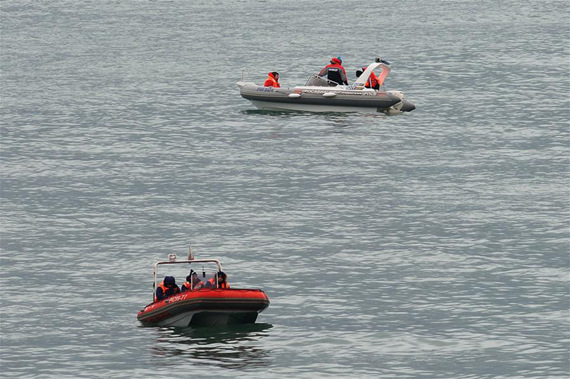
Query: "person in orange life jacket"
186 271 204 290
181 271 205 292
362 66 380 90
217 271 230 289
264 72 280 87
156 275 180 301
318 57 348 85
205 271 230 289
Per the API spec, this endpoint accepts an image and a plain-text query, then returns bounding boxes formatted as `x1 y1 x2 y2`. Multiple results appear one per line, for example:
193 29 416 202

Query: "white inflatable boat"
237 58 415 114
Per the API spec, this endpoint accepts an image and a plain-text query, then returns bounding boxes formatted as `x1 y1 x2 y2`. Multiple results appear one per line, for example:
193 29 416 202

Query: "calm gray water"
1 0 569 377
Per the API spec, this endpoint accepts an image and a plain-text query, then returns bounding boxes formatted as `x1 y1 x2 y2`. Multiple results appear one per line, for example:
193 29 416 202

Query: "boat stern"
386 91 416 113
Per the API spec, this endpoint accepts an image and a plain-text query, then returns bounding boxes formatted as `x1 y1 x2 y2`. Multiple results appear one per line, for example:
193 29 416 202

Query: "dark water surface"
1 0 569 377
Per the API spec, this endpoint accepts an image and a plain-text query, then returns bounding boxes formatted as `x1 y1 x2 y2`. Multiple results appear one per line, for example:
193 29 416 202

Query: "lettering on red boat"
168 294 183 303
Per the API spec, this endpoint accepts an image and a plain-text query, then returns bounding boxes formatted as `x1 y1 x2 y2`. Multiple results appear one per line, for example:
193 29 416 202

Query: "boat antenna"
188 245 194 261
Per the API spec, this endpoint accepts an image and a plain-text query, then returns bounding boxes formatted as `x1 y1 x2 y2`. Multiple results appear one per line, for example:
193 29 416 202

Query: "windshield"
155 261 220 292
305 75 338 87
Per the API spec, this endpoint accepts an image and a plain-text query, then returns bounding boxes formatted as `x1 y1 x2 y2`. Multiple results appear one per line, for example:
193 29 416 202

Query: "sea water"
1 0 568 377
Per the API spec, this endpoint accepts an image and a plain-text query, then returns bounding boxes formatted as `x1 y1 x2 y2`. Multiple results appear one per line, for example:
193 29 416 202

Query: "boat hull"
248 99 381 113
238 83 414 113
137 288 270 327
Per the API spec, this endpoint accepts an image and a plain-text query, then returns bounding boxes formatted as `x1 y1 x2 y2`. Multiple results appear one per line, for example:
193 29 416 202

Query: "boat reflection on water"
149 323 273 369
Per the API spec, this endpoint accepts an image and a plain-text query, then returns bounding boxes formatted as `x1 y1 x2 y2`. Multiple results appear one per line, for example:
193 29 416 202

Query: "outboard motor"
387 91 416 113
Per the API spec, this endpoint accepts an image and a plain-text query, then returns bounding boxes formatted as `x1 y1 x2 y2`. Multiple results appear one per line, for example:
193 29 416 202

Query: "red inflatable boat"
137 248 270 327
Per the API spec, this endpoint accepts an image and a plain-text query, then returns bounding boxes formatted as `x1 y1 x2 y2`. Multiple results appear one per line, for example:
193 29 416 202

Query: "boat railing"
152 253 223 301
240 68 254 83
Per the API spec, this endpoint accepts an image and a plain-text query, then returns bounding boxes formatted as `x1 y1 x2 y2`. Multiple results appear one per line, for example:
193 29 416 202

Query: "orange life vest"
208 277 230 289
156 281 180 300
365 71 379 89
182 282 191 291
264 73 280 88
192 279 204 290
157 282 172 293
206 277 216 288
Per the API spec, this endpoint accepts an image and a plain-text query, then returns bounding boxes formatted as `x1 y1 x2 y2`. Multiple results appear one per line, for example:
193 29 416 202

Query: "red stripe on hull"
137 288 270 327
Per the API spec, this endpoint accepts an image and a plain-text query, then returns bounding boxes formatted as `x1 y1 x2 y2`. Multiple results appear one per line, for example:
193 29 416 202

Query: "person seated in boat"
362 66 380 90
204 274 215 289
204 271 230 289
181 271 204 292
318 57 348 86
156 275 180 301
356 68 380 90
192 272 205 290
181 273 192 292
263 72 280 88
217 271 230 289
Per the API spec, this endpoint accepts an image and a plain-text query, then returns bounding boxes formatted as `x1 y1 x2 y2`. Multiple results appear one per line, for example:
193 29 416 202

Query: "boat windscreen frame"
152 258 223 301
353 59 391 88
304 75 340 87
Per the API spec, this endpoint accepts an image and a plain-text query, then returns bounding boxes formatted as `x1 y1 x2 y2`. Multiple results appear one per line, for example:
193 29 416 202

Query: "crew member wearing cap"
264 72 280 87
318 57 348 85
155 275 180 301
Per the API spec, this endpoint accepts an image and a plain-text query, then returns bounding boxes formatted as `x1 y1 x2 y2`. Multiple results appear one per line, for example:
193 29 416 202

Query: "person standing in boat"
318 57 348 85
155 275 180 301
263 71 280 88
